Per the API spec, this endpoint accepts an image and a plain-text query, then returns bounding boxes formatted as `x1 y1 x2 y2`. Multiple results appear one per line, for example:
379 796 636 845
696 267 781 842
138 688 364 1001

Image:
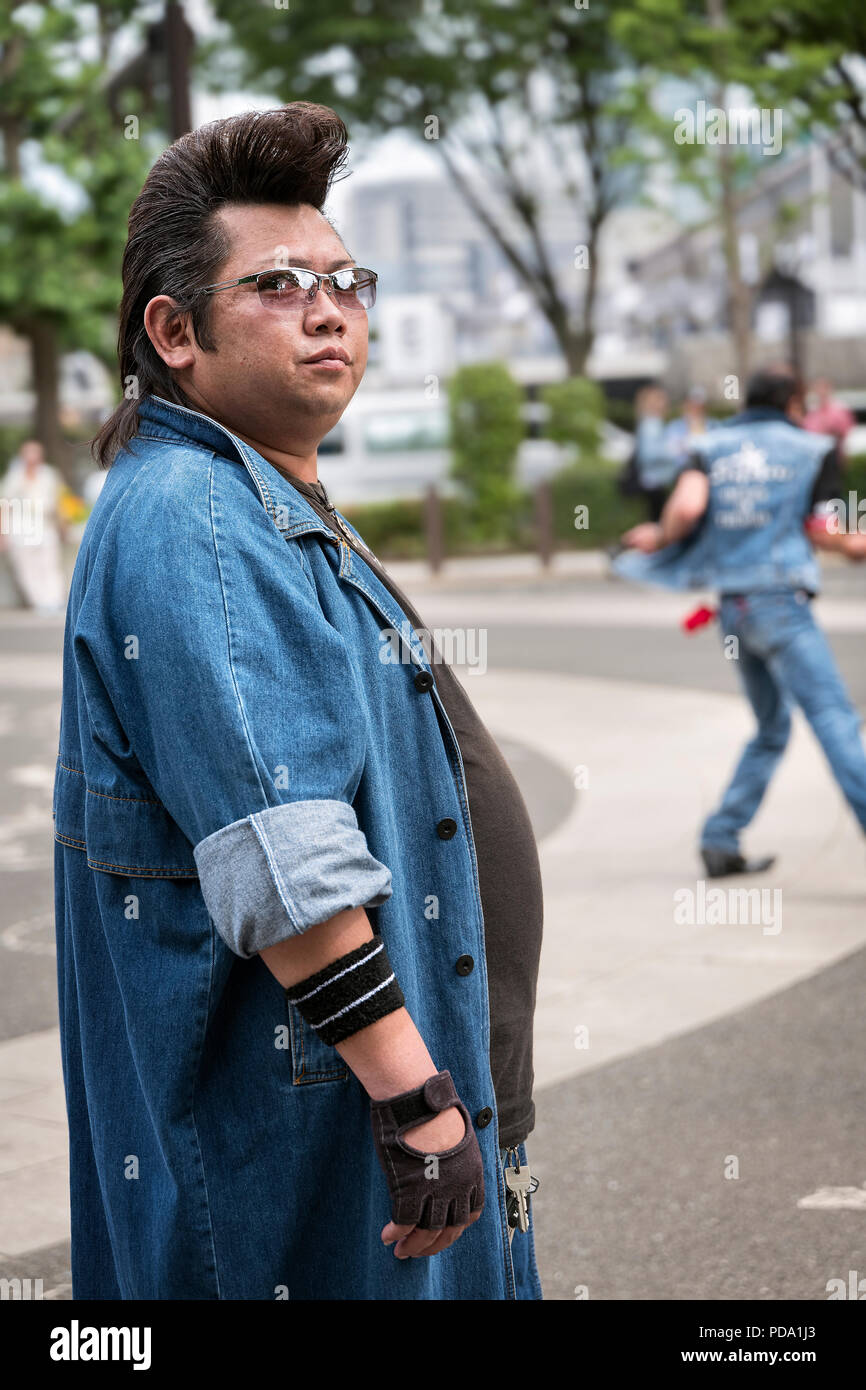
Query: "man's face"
175 203 368 451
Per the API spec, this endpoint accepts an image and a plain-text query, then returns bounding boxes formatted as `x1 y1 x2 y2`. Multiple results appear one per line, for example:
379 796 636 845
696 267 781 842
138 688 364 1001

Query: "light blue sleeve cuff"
193 799 393 959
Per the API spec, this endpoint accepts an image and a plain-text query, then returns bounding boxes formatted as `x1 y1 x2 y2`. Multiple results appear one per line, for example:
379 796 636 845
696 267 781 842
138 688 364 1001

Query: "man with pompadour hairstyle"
54 103 544 1301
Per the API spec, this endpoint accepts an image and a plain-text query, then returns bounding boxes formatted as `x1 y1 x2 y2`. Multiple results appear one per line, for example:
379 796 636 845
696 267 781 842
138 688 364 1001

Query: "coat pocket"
252 951 350 1087
285 996 350 1085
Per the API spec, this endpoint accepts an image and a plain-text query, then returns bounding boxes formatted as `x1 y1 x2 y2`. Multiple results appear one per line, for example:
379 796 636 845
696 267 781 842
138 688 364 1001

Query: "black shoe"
701 848 776 878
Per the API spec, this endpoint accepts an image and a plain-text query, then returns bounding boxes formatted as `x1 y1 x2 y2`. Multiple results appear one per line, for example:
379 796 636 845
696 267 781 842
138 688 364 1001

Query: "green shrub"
448 362 524 540
541 377 606 462
550 463 645 549
342 468 643 560
340 492 535 559
340 497 429 559
844 453 866 503
342 367 644 559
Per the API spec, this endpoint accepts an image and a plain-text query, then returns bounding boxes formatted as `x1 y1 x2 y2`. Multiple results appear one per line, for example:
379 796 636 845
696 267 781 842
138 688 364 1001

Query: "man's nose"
304 287 347 332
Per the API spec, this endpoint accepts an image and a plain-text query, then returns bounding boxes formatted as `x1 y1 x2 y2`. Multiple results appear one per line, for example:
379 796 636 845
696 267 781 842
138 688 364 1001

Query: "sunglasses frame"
199 265 378 311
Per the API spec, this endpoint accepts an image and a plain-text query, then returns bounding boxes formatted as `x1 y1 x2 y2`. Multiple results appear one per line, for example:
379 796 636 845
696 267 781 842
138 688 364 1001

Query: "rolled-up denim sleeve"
73 456 392 958
193 801 391 958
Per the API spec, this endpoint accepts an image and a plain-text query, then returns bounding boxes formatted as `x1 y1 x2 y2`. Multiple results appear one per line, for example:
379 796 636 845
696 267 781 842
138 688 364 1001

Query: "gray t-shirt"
279 471 544 1147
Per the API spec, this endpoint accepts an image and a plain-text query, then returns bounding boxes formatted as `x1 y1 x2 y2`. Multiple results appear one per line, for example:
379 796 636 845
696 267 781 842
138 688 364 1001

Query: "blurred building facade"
348 173 671 392
625 141 866 397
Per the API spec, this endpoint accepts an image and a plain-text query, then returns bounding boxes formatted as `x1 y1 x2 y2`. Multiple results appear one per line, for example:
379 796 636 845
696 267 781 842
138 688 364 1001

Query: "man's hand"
370 1070 485 1259
381 1103 482 1259
805 515 866 560
621 521 664 553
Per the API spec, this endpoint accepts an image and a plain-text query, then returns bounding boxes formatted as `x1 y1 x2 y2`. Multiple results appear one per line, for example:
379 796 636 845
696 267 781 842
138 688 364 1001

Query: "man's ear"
144 295 197 370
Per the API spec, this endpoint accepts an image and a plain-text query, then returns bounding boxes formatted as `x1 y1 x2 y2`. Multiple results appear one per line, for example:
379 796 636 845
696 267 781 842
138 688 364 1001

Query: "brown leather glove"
370 1070 485 1229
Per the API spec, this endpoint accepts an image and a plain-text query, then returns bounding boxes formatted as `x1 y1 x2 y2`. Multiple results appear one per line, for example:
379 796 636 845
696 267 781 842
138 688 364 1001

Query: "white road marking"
797 1186 866 1210
9 764 54 789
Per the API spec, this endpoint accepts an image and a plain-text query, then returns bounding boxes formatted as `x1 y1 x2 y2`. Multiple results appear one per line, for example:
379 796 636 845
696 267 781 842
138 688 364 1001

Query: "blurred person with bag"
619 383 681 521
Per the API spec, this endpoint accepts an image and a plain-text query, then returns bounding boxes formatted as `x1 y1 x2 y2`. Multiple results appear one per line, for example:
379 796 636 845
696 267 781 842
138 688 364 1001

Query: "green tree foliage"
617 0 866 190
0 1 156 474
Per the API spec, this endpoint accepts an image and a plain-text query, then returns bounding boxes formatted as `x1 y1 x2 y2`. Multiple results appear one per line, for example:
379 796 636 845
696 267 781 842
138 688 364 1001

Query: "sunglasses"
199 265 377 313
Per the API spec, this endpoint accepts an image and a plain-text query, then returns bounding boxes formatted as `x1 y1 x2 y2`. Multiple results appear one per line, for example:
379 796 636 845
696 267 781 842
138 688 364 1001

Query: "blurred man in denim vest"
617 366 866 877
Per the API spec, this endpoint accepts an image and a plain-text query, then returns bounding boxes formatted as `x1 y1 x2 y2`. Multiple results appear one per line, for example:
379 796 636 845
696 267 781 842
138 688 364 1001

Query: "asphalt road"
532 944 866 1301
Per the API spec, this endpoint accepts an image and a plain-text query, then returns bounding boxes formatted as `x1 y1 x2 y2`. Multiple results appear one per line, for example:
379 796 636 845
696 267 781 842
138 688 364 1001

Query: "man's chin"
291 374 359 412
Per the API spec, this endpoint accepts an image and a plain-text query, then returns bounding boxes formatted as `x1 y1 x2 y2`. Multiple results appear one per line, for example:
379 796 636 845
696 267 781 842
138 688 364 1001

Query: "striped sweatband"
284 934 405 1046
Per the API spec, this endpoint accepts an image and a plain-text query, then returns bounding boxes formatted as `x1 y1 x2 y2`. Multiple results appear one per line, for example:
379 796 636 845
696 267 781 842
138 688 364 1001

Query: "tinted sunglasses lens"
329 270 375 311
357 277 376 310
256 270 314 307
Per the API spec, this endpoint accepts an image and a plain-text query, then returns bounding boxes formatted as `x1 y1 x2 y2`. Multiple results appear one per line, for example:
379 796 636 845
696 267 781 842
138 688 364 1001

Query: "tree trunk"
546 296 590 375
23 318 73 482
707 0 752 388
164 2 193 140
544 230 601 377
0 36 23 178
563 331 590 377
718 127 752 386
437 142 598 379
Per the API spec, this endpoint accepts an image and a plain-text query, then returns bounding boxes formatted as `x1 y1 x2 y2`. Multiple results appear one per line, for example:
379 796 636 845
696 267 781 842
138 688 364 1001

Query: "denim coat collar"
138 393 338 542
135 393 432 669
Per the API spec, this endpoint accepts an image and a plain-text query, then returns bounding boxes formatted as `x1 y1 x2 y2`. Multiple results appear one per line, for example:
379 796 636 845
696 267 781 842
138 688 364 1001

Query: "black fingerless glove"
370 1070 485 1229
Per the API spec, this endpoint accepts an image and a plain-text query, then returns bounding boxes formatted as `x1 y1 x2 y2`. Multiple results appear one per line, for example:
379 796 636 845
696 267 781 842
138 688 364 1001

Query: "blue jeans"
500 1143 544 1300
702 590 866 851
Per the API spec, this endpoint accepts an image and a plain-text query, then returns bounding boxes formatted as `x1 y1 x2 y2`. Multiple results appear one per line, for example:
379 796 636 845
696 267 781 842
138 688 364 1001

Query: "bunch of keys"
503 1148 539 1233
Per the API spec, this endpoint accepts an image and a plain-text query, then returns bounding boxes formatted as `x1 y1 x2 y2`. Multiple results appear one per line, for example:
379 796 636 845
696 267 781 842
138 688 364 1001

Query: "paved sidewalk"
0 1028 68 1285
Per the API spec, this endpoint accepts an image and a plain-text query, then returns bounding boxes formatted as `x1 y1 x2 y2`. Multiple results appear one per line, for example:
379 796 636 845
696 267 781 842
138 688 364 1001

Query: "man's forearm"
259 903 374 986
658 504 699 546
259 906 440 1100
335 1008 443 1101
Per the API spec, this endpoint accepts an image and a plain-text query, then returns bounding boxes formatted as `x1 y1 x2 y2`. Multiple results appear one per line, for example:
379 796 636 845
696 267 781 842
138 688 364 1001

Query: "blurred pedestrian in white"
0 439 68 614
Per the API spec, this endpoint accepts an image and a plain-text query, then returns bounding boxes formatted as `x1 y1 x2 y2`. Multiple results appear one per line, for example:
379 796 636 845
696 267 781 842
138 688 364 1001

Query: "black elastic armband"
285 934 405 1046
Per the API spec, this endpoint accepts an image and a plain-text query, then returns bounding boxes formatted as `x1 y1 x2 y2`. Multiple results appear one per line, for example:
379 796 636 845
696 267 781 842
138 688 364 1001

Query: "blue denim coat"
53 393 521 1300
615 409 831 595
